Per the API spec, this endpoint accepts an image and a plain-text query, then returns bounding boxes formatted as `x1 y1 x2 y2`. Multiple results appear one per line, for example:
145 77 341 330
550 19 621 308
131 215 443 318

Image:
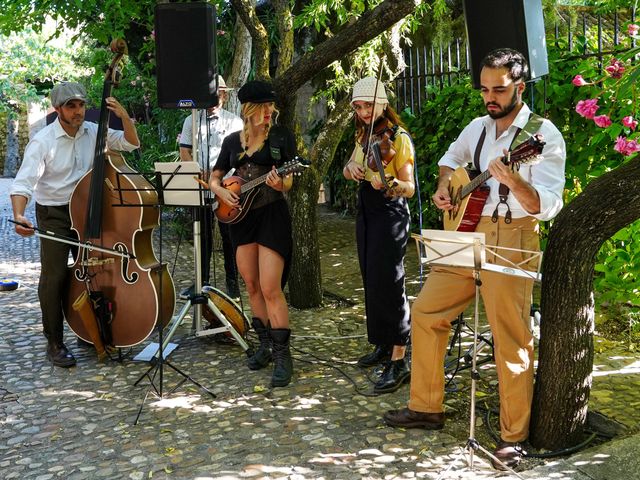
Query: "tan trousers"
409 216 539 442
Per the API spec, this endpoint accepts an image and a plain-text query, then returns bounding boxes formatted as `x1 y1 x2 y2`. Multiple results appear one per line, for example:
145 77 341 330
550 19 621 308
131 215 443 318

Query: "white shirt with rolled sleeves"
438 103 566 221
10 119 139 206
179 109 243 170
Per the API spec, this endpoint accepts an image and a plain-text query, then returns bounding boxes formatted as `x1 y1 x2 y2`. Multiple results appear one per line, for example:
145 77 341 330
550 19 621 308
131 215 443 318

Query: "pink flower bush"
629 24 639 37
575 99 599 119
622 116 638 131
605 58 625 79
572 75 588 87
593 115 612 128
614 136 640 156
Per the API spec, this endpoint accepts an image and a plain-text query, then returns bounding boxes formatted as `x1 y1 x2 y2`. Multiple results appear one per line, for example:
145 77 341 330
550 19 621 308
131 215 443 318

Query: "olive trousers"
409 216 539 442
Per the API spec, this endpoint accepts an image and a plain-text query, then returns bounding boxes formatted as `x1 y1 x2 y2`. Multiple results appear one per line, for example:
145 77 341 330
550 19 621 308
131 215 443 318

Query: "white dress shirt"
438 103 566 221
10 119 139 206
179 108 243 170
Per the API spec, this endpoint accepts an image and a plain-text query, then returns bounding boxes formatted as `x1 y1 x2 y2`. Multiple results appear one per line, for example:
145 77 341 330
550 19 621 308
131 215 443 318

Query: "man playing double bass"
10 82 139 367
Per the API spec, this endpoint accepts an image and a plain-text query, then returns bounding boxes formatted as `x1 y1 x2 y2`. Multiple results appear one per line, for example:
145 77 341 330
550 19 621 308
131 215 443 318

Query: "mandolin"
444 134 545 232
213 157 310 224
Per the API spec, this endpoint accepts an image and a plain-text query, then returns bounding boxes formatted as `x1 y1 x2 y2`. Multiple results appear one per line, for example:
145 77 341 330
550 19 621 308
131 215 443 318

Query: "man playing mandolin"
384 49 566 470
10 82 139 368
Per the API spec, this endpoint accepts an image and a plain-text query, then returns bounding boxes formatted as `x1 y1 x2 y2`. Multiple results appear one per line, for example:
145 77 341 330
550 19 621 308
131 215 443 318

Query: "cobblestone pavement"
1 177 640 479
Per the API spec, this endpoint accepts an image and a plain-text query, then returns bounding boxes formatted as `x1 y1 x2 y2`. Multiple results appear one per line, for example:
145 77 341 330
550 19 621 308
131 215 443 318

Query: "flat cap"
51 82 87 107
237 80 276 104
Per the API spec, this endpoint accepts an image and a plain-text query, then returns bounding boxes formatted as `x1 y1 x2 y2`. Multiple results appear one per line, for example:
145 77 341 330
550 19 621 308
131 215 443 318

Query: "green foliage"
0 25 88 114
534 29 640 312
403 81 484 231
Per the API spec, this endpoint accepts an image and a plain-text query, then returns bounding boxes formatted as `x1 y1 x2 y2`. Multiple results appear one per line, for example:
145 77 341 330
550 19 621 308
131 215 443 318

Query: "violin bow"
8 219 134 259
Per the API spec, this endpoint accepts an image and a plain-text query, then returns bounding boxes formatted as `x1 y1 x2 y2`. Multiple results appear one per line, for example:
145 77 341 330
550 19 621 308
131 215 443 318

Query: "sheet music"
414 229 543 281
154 161 203 206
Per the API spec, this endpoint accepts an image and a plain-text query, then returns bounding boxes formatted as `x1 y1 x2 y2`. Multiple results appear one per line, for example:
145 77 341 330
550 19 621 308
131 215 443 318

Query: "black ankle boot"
374 358 410 393
247 318 272 370
357 345 392 367
270 328 293 387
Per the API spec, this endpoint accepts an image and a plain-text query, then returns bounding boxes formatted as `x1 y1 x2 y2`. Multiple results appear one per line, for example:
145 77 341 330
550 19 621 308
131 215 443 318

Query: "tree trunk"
226 14 252 116
287 99 354 308
4 114 20 177
230 0 270 79
530 156 640 450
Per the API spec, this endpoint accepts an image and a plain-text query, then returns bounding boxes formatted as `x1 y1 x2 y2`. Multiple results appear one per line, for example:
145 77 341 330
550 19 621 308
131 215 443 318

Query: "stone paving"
1 177 640 479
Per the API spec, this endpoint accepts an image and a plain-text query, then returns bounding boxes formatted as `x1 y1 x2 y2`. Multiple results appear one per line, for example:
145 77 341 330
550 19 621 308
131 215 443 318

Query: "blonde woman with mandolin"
209 80 298 388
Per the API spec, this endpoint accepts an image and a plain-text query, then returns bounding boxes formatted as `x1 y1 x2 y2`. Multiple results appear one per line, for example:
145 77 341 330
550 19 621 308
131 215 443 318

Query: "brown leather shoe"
47 343 76 368
383 407 445 429
491 441 524 470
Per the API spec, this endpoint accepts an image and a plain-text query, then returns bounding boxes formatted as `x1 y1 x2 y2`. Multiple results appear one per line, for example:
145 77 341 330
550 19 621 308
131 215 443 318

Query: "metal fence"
395 6 637 114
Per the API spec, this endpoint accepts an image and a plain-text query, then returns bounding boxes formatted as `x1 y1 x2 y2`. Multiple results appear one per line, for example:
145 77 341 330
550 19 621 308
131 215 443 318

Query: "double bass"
63 39 175 348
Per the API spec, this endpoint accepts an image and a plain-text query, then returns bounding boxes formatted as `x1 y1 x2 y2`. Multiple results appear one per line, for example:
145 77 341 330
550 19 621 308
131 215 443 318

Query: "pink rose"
614 136 640 156
605 58 625 79
629 24 639 36
572 75 588 87
622 116 638 131
576 98 599 119
593 115 612 128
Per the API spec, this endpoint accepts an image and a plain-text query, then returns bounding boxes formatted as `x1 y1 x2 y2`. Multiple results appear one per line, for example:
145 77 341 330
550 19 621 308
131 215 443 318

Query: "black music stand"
412 230 525 478
109 164 216 425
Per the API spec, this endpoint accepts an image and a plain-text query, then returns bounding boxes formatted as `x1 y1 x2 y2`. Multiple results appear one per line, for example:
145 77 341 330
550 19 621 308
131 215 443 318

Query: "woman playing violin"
343 76 415 393
210 80 296 388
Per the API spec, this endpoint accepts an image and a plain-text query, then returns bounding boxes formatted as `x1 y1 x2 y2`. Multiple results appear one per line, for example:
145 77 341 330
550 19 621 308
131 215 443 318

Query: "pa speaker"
463 0 548 88
155 2 218 109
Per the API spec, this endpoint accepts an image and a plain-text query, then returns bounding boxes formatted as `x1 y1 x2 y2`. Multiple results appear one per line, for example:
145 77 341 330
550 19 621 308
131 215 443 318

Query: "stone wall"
0 110 30 177
0 100 50 177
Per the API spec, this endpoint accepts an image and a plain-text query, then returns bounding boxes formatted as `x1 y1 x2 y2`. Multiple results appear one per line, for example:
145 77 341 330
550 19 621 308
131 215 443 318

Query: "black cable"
289 343 388 397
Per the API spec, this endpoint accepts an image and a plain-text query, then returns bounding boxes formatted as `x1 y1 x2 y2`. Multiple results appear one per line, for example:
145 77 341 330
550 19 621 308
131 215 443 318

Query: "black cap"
237 80 276 104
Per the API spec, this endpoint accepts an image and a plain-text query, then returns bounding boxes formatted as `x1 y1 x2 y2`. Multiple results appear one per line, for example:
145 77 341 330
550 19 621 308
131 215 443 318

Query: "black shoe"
383 408 445 429
47 343 76 368
374 358 410 393
247 318 272 370
270 328 293 387
491 441 525 470
357 345 391 367
180 284 195 300
180 282 210 300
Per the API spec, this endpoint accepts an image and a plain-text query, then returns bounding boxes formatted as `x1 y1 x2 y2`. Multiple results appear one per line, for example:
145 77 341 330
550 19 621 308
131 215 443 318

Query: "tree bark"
226 14 252 116
530 156 640 450
287 98 354 308
230 0 270 79
4 114 20 177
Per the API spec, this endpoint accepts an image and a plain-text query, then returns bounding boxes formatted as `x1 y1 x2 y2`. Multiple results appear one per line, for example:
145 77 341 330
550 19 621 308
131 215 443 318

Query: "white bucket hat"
351 76 389 105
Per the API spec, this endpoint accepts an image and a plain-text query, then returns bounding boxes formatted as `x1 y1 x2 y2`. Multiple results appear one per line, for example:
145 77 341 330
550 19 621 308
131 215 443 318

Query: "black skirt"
356 182 411 345
229 198 292 287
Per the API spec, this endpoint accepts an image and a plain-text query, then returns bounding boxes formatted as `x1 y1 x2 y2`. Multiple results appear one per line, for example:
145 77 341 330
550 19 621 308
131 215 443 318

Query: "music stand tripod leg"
437 239 525 479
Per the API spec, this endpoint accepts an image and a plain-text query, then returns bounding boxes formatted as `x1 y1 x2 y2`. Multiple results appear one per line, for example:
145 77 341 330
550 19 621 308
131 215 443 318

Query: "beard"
486 88 519 119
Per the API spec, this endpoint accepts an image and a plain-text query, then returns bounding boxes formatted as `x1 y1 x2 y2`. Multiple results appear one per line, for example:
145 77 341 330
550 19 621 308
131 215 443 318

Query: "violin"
360 117 397 172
